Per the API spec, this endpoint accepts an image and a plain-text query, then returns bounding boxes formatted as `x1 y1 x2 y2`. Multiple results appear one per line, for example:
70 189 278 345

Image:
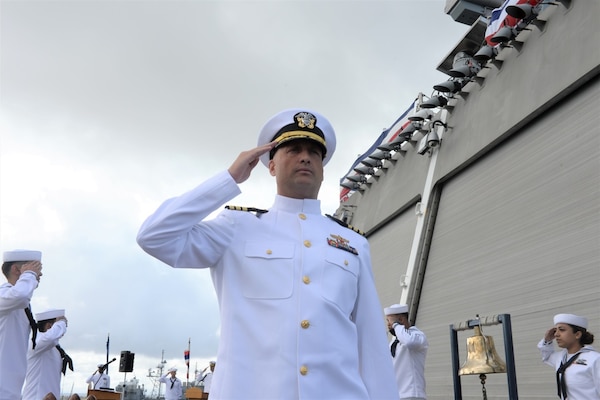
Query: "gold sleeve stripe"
225 205 268 214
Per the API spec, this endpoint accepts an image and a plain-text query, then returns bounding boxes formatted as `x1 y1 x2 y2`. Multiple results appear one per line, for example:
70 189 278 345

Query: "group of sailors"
0 249 73 400
158 362 215 400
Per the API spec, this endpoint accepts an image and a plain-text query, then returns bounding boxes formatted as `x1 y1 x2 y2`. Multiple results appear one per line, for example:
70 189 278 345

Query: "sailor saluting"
137 108 398 399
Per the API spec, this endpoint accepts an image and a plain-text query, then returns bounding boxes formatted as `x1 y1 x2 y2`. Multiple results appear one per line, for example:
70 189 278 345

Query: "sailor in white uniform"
22 308 71 400
86 363 111 390
196 361 215 396
137 109 399 400
385 304 428 400
0 249 43 400
538 313 600 399
159 367 183 400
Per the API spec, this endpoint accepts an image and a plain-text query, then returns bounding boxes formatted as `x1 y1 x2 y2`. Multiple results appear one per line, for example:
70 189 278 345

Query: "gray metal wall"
337 1 600 398
369 205 419 306
420 78 600 399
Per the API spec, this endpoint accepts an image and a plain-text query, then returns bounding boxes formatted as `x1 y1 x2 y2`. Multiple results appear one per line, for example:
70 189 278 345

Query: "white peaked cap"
554 313 588 329
257 108 336 167
168 367 177 372
3 249 42 262
384 303 409 315
97 364 105 368
35 308 65 321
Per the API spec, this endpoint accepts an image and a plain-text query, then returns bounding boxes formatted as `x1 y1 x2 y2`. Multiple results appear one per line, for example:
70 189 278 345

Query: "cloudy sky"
1 0 468 396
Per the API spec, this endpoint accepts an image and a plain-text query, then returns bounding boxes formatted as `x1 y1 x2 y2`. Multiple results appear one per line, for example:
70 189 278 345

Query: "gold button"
304 240 311 248
300 365 308 375
302 276 311 284
266 249 272 255
299 213 307 220
301 320 310 329
344 260 349 265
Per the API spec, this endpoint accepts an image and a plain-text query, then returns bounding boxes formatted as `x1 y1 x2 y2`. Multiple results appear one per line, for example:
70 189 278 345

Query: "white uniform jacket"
137 170 399 400
158 374 183 400
538 340 600 399
22 320 68 400
199 372 213 393
0 271 38 400
86 372 110 390
390 325 428 399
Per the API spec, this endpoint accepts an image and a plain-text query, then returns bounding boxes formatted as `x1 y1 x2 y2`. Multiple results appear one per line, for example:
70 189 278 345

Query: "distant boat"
115 377 146 400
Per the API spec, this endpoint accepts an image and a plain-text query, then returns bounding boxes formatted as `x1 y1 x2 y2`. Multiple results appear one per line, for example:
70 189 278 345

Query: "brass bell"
459 325 507 375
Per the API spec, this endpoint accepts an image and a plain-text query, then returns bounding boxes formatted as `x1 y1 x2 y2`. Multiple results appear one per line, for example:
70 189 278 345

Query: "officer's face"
269 140 324 199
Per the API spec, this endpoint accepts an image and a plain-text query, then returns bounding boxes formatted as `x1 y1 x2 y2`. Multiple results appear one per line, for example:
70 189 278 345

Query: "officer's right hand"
228 141 276 184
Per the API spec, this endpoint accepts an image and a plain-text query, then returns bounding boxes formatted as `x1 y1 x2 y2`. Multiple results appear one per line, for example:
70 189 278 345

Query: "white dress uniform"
538 340 600 399
0 270 39 400
86 371 111 390
137 170 399 400
159 373 183 400
22 319 67 400
389 325 428 400
202 371 213 393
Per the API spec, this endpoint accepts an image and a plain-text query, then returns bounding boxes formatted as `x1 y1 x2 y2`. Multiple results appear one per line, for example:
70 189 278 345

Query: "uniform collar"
271 195 321 214
559 345 596 361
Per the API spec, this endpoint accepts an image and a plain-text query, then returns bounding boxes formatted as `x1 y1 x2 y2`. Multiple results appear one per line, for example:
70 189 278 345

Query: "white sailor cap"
35 308 65 321
3 249 42 262
554 313 588 329
168 367 177 372
97 363 105 368
257 108 336 167
384 304 409 315
209 361 216 365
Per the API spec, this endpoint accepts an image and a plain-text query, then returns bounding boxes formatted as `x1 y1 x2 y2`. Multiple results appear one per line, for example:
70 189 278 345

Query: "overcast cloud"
1 0 468 396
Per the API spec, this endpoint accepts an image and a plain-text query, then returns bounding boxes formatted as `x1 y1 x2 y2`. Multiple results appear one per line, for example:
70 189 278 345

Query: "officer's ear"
268 158 276 177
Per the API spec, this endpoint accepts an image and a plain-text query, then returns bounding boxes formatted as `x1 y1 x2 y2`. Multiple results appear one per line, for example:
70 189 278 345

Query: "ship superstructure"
336 1 599 398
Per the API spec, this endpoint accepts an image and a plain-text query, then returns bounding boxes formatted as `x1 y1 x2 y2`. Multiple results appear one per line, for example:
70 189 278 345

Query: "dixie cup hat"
3 249 42 262
554 313 588 329
35 308 65 321
257 108 336 167
384 304 409 315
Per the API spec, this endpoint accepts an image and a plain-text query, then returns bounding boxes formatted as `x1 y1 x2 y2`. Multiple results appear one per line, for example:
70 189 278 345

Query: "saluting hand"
544 327 556 342
20 260 43 282
228 141 276 184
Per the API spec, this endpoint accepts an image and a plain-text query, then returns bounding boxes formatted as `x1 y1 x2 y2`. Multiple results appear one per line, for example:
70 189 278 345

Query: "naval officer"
0 249 43 400
137 109 399 399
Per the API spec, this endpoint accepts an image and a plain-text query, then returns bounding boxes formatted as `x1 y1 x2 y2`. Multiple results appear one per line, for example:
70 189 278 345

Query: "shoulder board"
225 205 268 215
325 214 365 236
